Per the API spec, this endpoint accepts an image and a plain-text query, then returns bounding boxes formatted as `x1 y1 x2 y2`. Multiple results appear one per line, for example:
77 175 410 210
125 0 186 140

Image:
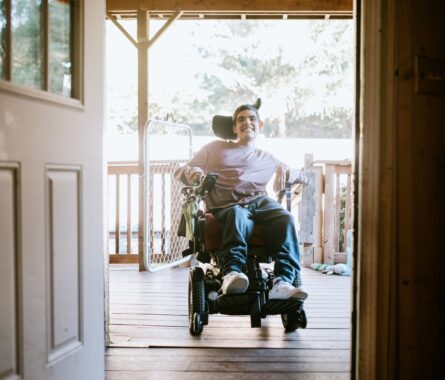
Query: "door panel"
0 164 21 379
0 1 105 379
46 167 82 363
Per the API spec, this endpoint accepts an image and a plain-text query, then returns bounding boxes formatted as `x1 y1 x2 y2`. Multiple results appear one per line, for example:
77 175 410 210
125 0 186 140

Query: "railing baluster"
115 173 120 254
108 162 139 263
334 173 341 252
345 173 352 244
127 174 132 254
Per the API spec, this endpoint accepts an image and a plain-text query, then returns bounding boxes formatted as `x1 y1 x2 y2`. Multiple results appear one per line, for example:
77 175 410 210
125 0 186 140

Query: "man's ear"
259 120 264 130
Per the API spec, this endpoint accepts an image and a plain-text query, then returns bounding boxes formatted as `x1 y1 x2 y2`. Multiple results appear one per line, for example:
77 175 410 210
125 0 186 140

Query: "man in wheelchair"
175 99 309 334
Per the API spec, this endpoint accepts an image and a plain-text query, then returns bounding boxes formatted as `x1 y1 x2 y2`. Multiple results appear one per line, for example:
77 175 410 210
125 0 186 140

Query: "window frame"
0 0 84 108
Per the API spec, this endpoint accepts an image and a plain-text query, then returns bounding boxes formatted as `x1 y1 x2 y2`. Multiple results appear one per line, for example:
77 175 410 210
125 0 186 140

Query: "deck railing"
108 157 353 267
107 160 188 265
107 161 139 263
298 154 353 266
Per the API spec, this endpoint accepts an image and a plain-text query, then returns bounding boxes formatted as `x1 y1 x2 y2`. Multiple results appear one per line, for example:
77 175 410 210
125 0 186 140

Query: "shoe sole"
224 278 249 294
293 292 308 300
269 290 309 301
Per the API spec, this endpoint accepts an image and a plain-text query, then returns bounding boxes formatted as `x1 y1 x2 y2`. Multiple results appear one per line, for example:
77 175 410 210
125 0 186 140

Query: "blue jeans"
213 196 302 285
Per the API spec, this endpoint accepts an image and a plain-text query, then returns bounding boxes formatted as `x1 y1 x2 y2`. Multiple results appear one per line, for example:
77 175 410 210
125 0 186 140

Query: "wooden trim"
313 159 352 166
42 0 49 91
356 0 381 376
108 164 139 175
350 1 362 377
71 0 84 102
356 0 398 377
0 79 85 109
4 0 12 80
109 254 139 264
107 0 353 13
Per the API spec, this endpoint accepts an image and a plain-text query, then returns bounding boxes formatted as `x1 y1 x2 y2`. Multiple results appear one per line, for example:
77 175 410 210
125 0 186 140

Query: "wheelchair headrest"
212 98 262 141
212 115 236 140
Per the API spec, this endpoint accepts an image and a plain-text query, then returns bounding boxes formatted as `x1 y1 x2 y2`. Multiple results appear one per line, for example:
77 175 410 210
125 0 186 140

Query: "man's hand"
300 172 310 186
189 167 205 184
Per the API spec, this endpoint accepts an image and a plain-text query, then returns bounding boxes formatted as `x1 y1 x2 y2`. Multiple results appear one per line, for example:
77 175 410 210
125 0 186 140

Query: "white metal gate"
143 119 193 271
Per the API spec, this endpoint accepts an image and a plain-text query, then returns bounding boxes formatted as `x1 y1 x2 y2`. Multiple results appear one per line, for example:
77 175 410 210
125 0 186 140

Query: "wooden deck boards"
106 265 352 379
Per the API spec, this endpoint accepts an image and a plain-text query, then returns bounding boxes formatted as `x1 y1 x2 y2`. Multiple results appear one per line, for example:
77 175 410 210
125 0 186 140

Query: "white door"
0 1 105 379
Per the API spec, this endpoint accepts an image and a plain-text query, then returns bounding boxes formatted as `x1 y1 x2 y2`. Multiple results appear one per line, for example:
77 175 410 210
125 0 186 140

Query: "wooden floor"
106 264 352 379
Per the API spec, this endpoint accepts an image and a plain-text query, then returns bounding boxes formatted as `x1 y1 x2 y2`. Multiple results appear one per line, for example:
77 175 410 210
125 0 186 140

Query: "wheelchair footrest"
215 292 261 315
263 298 304 315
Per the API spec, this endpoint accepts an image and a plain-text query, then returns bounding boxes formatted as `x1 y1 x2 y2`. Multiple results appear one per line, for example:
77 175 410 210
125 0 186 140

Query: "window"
0 0 80 99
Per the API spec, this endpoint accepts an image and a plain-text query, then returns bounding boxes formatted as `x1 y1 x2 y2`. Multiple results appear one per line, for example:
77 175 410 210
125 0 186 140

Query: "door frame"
355 0 398 377
104 0 397 377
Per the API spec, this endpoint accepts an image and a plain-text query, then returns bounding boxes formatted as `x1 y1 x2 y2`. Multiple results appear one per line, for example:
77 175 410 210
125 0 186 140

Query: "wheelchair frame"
181 173 307 336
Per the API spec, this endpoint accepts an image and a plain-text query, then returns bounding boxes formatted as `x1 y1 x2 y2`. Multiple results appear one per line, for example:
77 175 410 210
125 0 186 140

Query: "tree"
106 19 354 139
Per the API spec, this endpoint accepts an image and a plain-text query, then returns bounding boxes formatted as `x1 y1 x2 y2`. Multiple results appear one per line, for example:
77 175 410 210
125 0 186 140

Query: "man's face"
233 109 262 143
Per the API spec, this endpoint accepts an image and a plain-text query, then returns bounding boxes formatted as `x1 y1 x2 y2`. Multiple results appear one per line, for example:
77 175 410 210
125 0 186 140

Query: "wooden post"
137 9 149 271
300 154 315 267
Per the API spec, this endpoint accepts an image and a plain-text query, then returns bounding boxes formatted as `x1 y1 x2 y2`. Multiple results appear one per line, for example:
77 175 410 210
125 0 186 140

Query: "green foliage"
11 0 43 89
107 20 354 138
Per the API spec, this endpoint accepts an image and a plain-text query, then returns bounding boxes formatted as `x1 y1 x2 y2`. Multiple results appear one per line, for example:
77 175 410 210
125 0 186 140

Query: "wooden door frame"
105 0 398 377
356 0 399 377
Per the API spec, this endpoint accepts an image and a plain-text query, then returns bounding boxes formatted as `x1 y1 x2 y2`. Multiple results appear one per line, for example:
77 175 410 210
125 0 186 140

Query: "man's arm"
174 145 209 185
273 165 309 193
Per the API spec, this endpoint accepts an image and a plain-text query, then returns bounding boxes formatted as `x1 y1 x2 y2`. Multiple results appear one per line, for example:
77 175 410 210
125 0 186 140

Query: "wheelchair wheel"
281 309 305 332
188 267 205 335
191 313 203 335
298 308 307 329
250 297 262 328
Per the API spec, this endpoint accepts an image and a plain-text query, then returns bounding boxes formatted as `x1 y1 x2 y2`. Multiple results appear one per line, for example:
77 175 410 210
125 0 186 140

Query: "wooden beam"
146 11 183 49
106 12 138 48
107 0 353 13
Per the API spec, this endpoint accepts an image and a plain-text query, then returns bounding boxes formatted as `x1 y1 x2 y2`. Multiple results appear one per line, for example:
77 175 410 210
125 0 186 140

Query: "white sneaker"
269 280 309 300
221 271 249 295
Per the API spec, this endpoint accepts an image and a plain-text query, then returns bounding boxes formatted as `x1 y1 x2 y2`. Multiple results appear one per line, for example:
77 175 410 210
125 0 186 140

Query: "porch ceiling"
106 0 353 20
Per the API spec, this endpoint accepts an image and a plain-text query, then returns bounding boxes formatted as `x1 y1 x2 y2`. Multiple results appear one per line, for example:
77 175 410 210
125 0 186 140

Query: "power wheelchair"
179 172 308 336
